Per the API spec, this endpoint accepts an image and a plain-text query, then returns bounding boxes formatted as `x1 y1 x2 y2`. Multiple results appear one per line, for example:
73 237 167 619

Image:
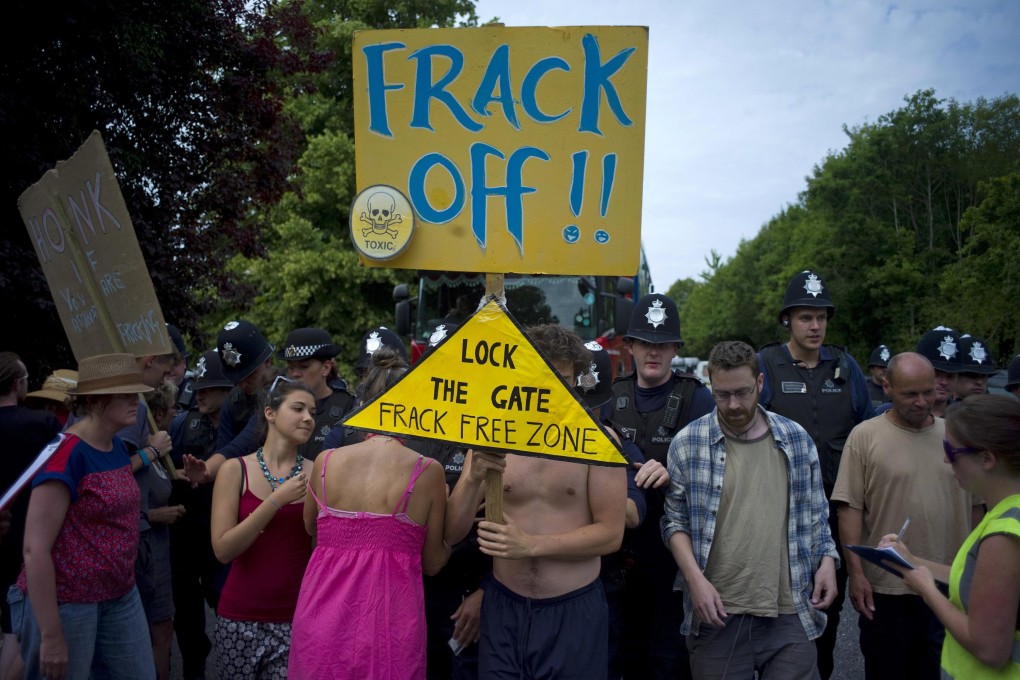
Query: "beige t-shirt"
705 433 795 616
831 413 973 595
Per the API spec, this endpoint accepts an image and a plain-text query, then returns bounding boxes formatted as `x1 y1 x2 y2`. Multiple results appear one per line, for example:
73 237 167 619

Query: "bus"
393 248 652 379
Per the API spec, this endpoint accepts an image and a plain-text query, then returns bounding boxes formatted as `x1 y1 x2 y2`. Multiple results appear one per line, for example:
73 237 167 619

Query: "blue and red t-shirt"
17 434 140 603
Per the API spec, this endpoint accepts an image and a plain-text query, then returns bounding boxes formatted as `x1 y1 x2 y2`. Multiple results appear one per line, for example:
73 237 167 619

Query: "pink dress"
288 450 433 680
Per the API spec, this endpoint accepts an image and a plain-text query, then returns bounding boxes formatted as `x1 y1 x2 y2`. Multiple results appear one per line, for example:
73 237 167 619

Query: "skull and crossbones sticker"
349 185 415 261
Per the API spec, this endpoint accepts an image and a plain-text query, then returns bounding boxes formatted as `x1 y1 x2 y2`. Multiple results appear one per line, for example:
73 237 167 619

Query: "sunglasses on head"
268 375 295 396
942 439 980 463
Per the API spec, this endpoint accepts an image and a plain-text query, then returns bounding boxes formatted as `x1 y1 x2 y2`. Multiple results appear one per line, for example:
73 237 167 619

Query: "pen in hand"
896 516 911 542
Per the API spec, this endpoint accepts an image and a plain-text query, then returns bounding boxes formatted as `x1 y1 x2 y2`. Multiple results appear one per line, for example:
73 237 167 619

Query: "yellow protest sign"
18 131 171 360
344 299 627 466
352 25 648 276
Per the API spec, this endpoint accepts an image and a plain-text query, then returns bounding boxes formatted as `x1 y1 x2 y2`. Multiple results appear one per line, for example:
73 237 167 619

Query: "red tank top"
217 458 312 622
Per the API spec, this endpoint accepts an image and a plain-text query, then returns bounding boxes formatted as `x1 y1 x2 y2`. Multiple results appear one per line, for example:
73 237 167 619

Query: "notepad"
845 544 914 578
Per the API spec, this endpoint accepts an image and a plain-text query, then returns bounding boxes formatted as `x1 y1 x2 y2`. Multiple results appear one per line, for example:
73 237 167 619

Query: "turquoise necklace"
255 447 303 491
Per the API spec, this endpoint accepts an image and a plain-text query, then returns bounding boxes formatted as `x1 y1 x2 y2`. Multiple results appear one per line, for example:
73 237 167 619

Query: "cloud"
474 0 1019 288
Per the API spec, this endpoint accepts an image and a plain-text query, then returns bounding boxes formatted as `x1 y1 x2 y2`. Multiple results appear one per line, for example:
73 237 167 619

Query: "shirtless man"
445 324 627 679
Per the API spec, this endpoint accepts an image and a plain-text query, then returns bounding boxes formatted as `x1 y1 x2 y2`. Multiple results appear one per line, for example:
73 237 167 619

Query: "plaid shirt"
660 406 839 638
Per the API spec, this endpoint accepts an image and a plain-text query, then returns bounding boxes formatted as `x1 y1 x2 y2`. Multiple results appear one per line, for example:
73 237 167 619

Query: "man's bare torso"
495 454 600 598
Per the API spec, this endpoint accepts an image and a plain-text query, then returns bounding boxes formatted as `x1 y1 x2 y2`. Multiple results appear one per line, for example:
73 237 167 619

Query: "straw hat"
25 369 78 404
68 354 154 396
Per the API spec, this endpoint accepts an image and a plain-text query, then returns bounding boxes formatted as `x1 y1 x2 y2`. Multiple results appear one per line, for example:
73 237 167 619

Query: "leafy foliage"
1 0 315 372
679 90 1020 365
214 0 478 378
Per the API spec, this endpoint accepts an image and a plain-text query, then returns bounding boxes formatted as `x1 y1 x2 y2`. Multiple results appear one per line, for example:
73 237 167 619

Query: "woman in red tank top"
210 378 315 678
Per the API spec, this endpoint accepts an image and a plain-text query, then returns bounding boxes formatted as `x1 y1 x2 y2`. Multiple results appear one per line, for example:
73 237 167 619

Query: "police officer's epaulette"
230 389 244 404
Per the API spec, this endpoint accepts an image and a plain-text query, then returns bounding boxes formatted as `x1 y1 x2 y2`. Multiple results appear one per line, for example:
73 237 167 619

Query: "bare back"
313 438 436 526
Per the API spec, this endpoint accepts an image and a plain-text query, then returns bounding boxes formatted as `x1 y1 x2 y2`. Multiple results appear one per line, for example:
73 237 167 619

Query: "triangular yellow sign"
343 299 627 466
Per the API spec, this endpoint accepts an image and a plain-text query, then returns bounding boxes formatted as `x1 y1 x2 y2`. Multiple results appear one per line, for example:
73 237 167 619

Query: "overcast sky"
473 0 1020 290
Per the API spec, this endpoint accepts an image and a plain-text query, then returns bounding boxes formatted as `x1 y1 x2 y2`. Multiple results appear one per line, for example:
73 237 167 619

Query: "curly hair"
526 324 591 380
707 341 759 378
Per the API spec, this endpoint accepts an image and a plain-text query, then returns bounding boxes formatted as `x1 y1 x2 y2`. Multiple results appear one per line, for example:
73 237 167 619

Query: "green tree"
930 173 1020 363
680 90 1020 363
216 0 479 376
1 0 314 370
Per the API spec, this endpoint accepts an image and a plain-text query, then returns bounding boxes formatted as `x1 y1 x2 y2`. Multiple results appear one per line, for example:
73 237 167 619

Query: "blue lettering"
569 151 588 217
579 34 635 135
471 44 519 130
601 153 617 217
521 57 571 123
408 153 465 224
469 143 548 253
363 42 406 138
409 45 482 132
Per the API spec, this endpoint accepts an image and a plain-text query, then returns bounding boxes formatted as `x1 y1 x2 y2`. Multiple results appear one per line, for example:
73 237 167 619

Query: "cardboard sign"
352 26 648 276
18 131 170 360
344 299 627 466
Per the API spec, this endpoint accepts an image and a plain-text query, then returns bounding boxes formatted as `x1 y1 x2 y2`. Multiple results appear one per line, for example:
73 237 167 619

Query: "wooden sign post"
484 274 505 524
348 26 648 523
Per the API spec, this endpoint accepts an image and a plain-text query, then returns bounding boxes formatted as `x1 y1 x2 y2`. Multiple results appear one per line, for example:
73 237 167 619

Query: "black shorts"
480 577 608 680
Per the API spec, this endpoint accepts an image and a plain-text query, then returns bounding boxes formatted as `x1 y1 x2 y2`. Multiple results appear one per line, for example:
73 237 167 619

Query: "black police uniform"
610 293 713 680
299 388 355 461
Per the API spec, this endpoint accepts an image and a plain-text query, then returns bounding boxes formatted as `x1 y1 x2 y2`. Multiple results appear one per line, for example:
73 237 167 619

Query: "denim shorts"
8 585 155 680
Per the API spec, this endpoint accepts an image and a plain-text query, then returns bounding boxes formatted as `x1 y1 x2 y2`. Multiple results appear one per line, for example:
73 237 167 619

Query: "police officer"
915 326 963 417
579 341 649 680
612 293 714 680
181 319 277 483
166 323 195 411
168 350 233 680
758 270 873 680
866 344 892 407
1006 354 1020 399
322 326 408 451
954 333 999 400
277 327 355 460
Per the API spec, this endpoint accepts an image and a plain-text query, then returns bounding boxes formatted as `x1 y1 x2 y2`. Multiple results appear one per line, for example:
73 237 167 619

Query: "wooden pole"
484 273 505 524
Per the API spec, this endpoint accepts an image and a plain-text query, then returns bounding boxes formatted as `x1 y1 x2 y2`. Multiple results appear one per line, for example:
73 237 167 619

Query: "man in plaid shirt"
661 341 839 679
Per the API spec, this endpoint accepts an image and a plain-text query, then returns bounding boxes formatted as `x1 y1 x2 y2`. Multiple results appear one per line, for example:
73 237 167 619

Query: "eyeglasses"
942 439 980 463
268 375 295 396
711 386 757 403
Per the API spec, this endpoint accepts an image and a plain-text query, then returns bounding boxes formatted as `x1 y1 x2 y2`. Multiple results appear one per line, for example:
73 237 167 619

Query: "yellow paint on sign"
344 299 627 466
352 25 648 276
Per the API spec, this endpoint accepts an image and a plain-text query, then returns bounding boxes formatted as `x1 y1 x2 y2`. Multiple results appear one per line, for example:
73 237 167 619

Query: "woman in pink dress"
289 347 449 679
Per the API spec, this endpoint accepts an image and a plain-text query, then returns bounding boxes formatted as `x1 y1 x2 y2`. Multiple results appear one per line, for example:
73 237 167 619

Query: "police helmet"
1006 354 1020 391
956 334 999 375
276 327 340 362
166 324 188 359
778 270 834 324
355 327 407 371
192 350 233 390
576 341 614 410
868 345 892 368
216 320 274 383
625 294 683 345
915 326 962 373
